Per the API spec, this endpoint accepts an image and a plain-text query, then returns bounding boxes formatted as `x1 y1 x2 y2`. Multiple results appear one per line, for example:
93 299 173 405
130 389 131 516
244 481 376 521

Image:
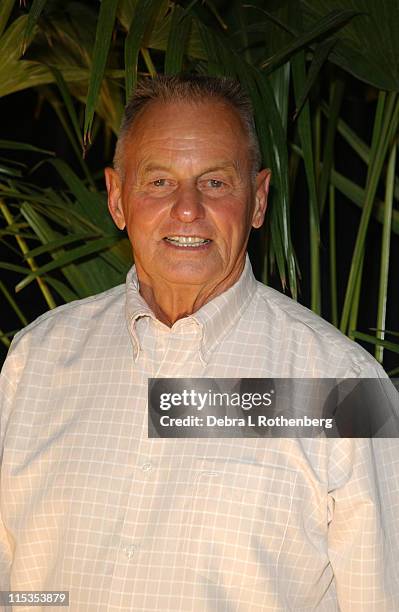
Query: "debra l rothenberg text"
159 414 334 429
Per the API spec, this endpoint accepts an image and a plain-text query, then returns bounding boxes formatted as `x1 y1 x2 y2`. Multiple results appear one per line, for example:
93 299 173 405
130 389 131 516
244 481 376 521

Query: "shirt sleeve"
0 369 13 590
0 333 26 590
327 435 399 610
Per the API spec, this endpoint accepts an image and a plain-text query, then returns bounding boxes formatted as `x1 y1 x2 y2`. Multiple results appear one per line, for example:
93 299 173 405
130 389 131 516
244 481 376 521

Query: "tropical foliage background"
0 0 398 373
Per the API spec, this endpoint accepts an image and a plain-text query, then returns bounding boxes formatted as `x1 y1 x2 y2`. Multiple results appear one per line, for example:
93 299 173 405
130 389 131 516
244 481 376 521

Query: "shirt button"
141 462 153 472
122 544 138 559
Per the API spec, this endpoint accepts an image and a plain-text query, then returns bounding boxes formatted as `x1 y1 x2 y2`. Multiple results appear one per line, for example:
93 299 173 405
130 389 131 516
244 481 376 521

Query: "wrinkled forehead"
119 99 252 174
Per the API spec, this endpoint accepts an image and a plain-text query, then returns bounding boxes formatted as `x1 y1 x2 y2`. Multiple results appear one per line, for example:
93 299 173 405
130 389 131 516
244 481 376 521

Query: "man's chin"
159 266 216 287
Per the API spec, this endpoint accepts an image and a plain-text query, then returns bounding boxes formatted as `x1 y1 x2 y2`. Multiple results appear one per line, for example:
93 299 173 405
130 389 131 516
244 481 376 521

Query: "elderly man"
0 75 398 611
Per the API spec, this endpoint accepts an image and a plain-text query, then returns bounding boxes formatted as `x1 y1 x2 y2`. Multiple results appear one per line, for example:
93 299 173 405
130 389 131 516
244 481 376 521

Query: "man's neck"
136 262 246 327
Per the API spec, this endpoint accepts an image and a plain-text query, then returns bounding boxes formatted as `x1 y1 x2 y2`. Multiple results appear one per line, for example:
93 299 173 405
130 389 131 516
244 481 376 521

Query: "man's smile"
163 235 212 248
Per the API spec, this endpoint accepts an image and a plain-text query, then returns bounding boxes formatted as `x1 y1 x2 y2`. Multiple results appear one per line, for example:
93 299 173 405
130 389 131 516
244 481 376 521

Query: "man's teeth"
165 236 210 247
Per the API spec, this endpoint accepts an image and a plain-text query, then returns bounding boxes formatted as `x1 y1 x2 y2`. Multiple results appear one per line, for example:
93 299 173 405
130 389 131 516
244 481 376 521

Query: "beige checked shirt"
1 256 398 611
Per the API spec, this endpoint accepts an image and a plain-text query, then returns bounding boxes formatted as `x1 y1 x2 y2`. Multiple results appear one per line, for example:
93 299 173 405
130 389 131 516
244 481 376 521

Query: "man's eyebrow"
138 163 173 174
199 162 242 176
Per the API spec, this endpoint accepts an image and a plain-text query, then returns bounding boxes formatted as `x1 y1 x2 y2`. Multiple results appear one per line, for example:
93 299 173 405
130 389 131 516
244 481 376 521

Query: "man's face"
105 100 270 296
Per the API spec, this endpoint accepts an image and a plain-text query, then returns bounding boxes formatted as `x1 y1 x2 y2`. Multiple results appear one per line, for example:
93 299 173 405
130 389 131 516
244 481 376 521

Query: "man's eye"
152 179 167 187
207 179 224 188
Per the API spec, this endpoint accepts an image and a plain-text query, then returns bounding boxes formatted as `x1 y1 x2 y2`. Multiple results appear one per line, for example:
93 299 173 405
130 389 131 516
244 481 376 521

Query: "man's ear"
252 168 271 229
104 167 126 230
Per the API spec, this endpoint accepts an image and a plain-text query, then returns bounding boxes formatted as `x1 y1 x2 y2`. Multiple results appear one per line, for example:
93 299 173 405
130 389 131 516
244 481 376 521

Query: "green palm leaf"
83 0 119 145
23 0 47 53
302 0 399 91
124 0 167 99
164 5 192 75
0 0 16 38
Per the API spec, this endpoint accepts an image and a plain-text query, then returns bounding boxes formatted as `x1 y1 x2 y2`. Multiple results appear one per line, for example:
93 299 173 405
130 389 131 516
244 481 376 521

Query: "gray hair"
113 74 262 177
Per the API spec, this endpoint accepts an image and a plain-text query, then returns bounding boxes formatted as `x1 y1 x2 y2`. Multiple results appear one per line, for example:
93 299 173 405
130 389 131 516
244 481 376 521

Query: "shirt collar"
125 254 257 363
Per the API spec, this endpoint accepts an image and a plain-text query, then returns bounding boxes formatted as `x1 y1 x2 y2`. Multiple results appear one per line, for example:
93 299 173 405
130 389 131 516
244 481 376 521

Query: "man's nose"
170 184 205 222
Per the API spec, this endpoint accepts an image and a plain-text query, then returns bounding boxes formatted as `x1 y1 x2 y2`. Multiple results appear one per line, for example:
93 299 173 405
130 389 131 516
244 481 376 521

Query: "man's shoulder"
11 282 126 349
0 283 128 421
246 280 386 377
253 281 348 342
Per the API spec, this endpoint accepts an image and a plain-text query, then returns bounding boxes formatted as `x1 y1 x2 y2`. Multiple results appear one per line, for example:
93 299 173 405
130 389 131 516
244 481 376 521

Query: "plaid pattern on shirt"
1 256 398 611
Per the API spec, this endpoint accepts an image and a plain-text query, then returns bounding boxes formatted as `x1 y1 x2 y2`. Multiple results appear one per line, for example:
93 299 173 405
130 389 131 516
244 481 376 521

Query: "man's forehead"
127 98 246 140
117 98 253 179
